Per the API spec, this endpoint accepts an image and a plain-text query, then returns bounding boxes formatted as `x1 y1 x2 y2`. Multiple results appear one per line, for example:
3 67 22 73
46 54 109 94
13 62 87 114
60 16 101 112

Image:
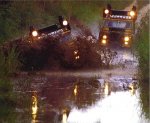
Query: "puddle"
68 91 148 123
6 77 148 123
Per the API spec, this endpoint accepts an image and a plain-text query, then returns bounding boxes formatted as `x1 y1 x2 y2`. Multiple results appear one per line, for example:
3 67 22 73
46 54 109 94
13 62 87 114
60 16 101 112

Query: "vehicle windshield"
104 20 132 29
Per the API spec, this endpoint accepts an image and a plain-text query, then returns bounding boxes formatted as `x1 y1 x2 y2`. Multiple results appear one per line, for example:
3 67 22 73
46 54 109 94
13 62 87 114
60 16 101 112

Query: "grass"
0 47 21 77
135 13 149 80
134 12 149 119
0 46 22 122
61 0 133 25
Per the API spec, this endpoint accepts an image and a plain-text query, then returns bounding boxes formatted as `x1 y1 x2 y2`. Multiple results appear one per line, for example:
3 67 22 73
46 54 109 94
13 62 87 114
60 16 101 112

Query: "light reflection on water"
62 109 68 123
67 90 149 123
104 81 111 96
32 94 38 123
13 78 149 123
74 85 78 96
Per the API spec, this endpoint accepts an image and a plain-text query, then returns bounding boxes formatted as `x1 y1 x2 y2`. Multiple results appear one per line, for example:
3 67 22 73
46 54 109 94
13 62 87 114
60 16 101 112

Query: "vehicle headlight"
32 30 38 37
130 11 135 17
124 42 129 45
74 50 78 55
102 39 107 44
104 9 109 14
124 36 129 42
63 20 68 26
103 35 107 39
75 56 80 60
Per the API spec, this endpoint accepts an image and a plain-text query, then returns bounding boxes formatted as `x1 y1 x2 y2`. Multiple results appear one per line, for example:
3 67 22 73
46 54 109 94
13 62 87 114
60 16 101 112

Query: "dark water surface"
7 77 149 123
2 76 148 123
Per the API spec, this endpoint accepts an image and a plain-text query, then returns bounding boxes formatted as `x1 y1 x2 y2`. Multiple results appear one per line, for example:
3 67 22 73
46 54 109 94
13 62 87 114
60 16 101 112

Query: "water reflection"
104 81 111 96
68 91 149 123
74 85 78 96
32 95 38 115
61 109 70 123
73 80 101 109
11 77 149 123
38 78 101 122
32 93 38 123
62 111 67 123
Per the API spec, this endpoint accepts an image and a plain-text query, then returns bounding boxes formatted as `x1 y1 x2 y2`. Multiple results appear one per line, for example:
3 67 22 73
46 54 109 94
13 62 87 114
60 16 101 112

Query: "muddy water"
9 76 148 123
0 47 147 123
1 48 147 123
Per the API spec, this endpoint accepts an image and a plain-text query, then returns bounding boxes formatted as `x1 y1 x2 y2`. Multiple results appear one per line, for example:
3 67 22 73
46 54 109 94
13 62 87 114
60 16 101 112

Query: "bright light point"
124 36 129 41
63 20 68 26
74 85 78 96
130 11 135 17
104 9 109 14
67 91 147 123
74 50 78 55
103 35 107 39
104 82 109 95
32 96 38 115
32 31 38 37
62 111 68 123
124 41 129 45
75 56 80 60
102 39 107 44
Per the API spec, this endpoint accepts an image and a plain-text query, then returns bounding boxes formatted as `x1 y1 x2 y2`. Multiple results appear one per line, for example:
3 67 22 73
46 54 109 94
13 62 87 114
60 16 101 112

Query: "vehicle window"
104 20 132 29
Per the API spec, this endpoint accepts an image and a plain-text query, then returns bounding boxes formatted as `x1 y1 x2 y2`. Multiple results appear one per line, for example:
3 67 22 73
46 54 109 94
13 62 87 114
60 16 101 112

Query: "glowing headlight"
32 30 38 37
102 39 107 44
63 20 68 26
75 56 80 60
74 50 78 55
104 9 109 14
130 11 135 17
124 41 129 45
124 36 129 42
103 35 107 39
128 16 132 19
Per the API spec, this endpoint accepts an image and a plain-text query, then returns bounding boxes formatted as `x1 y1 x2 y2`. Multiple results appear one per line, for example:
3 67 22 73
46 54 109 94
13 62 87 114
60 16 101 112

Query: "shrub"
134 12 149 119
0 47 21 77
0 46 20 120
135 12 149 80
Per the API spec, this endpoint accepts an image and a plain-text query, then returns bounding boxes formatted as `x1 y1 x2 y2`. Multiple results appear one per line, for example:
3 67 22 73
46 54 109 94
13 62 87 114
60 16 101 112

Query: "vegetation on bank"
134 12 149 118
135 13 149 81
0 48 20 77
0 47 21 122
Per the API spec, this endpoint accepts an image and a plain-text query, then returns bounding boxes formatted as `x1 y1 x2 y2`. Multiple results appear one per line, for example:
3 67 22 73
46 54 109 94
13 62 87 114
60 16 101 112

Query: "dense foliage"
0 47 20 122
135 13 149 81
134 12 149 118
